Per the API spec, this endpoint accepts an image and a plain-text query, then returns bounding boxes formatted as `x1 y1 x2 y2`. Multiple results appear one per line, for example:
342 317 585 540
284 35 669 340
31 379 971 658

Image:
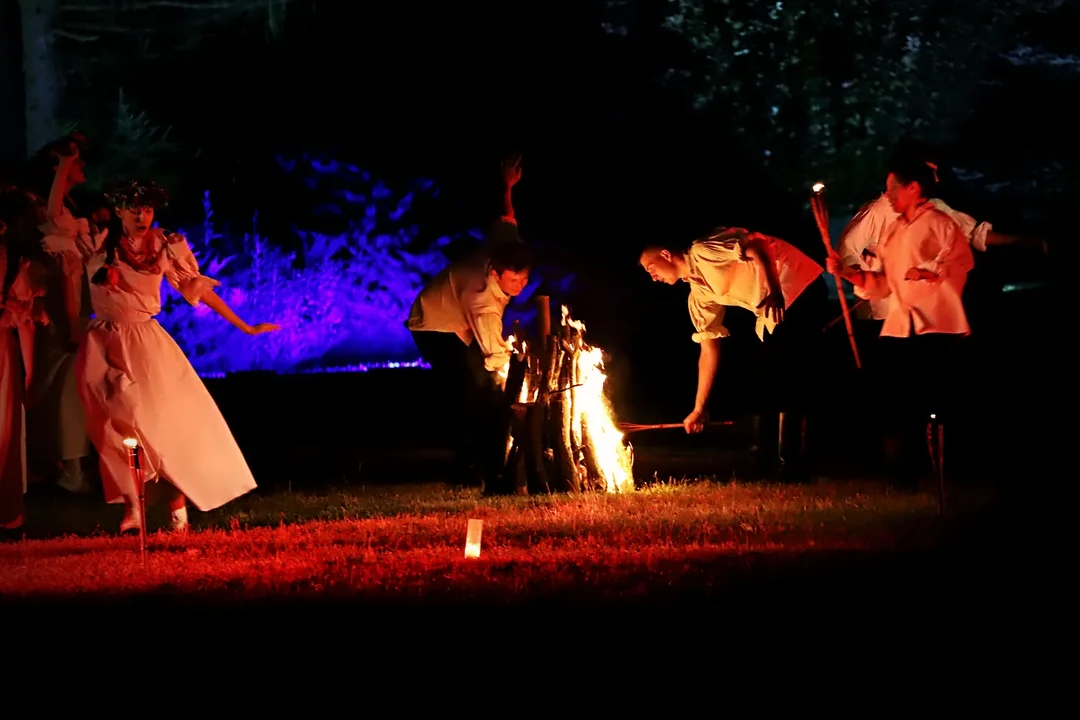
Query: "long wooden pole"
811 185 862 369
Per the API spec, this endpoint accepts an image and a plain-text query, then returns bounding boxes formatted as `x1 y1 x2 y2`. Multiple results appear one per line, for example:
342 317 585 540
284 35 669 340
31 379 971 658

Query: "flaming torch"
123 437 148 567
810 182 862 369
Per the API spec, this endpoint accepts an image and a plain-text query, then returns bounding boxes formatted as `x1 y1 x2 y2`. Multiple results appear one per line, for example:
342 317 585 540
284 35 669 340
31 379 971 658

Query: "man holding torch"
639 226 825 482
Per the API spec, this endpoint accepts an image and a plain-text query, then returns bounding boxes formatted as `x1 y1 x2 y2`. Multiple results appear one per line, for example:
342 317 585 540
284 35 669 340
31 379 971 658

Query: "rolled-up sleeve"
163 233 221 306
917 215 975 279
685 238 749 343
837 198 888 269
688 292 729 343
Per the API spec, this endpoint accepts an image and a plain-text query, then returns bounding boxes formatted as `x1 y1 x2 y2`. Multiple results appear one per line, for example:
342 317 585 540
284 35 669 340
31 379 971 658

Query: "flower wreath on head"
97 180 174 282
104 179 169 211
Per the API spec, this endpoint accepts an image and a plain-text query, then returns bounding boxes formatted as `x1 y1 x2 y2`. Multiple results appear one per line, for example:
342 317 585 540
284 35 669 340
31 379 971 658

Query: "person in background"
0 186 51 535
639 225 825 482
827 153 975 490
24 135 97 494
406 241 533 493
836 147 1048 337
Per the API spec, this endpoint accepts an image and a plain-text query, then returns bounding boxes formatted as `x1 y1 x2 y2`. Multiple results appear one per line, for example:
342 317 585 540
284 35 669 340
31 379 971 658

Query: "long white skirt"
76 317 257 511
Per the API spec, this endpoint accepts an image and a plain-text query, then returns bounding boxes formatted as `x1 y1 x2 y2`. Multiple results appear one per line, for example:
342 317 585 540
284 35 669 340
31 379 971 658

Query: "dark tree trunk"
0 0 26 168
19 0 61 157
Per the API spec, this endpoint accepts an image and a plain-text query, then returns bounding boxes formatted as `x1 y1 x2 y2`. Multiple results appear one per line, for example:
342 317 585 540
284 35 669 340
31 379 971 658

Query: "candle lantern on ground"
464 519 483 558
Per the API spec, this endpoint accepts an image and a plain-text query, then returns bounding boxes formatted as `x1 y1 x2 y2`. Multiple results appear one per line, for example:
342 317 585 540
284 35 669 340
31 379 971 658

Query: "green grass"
0 478 1001 606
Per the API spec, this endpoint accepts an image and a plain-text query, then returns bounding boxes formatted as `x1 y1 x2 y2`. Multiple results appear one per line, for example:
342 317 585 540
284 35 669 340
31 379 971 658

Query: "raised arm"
500 152 522 222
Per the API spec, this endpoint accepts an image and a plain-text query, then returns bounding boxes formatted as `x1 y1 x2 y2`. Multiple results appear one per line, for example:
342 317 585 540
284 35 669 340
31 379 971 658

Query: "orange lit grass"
0 480 953 600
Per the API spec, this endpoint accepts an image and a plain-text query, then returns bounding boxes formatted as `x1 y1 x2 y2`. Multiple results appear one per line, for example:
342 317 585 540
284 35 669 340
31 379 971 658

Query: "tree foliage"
47 0 303 190
650 0 1033 209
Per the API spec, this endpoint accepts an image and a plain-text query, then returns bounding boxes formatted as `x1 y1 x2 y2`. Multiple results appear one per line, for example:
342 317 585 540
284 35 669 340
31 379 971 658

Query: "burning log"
498 297 634 496
548 331 581 492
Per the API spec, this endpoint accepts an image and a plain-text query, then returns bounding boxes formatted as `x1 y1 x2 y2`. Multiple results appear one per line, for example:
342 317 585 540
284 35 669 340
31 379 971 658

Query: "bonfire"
495 298 634 495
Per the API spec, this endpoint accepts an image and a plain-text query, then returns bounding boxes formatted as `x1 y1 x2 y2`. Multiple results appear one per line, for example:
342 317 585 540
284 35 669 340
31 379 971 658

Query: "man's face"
495 268 529 296
640 249 679 284
885 172 920 215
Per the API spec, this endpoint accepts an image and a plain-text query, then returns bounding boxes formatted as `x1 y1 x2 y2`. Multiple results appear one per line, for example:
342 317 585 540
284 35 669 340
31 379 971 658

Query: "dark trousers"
411 330 510 487
876 333 968 489
747 277 829 482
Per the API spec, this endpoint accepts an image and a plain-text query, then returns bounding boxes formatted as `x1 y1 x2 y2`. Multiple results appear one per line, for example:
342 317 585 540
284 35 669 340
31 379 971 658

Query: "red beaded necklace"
116 229 168 274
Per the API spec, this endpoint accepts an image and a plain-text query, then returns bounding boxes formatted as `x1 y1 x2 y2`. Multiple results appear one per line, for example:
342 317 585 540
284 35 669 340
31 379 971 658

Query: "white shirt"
837 194 991 320
685 227 824 342
860 203 974 338
406 255 512 372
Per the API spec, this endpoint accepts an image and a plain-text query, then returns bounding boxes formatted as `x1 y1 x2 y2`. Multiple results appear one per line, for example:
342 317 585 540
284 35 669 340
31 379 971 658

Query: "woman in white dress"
46 175 279 532
26 135 95 494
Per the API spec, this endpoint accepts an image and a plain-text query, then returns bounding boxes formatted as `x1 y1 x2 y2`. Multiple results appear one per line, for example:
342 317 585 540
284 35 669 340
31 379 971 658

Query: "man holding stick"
640 226 825 482
406 242 532 489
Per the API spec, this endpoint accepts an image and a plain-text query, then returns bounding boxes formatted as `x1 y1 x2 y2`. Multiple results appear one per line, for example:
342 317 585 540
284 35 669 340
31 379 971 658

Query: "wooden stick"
618 421 735 434
811 186 862 369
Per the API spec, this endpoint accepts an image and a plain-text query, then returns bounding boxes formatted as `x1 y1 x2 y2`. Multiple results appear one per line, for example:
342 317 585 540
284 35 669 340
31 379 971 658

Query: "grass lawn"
0 478 1008 612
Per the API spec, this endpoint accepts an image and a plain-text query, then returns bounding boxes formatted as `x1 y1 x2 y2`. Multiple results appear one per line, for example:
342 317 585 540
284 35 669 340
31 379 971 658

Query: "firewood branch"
53 28 101 42
60 2 242 11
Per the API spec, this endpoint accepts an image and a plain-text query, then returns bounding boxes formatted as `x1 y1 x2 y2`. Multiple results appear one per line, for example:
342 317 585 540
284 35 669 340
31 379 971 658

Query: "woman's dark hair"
17 132 90 205
489 241 532 274
0 188 42 301
885 151 939 199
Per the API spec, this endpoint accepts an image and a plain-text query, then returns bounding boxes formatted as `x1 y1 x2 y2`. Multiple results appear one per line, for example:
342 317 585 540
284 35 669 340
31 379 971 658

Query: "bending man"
640 226 824 481
407 242 532 492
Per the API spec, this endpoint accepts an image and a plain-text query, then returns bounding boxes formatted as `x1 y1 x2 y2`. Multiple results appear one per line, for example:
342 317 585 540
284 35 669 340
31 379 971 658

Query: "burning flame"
561 306 634 493
812 182 825 193
501 308 634 494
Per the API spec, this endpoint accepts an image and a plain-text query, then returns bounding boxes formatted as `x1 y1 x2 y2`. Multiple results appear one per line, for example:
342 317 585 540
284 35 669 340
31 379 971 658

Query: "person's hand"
501 152 522 187
683 408 708 434
245 322 280 335
904 267 939 282
51 140 79 161
824 251 844 277
757 288 785 324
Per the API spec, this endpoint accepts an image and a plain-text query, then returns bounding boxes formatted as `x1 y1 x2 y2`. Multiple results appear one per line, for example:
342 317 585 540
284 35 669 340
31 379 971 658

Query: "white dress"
46 223 257 510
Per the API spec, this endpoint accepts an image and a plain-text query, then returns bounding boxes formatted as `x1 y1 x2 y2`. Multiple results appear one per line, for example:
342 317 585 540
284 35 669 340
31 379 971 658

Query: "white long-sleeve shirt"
859 203 975 338
406 256 512 372
837 194 990 320
685 227 823 342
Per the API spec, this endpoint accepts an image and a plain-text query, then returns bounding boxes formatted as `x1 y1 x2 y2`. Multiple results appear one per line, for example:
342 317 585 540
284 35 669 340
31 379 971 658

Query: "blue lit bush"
156 154 576 376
